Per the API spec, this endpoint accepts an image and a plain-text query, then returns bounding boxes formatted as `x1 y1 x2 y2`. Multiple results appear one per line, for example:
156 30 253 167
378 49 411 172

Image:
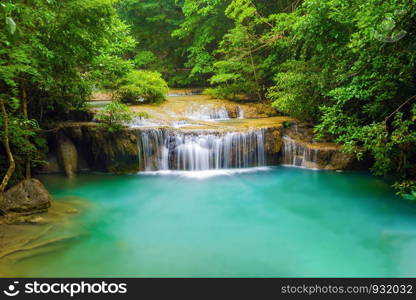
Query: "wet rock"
264 127 283 154
38 152 61 174
65 208 79 215
49 125 141 174
326 151 355 170
1 179 52 215
26 216 48 225
281 123 355 170
0 198 86 274
81 127 140 173
57 133 79 178
224 104 239 119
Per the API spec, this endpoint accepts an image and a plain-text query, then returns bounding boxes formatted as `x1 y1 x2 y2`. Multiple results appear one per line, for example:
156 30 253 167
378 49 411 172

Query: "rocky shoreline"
0 197 87 274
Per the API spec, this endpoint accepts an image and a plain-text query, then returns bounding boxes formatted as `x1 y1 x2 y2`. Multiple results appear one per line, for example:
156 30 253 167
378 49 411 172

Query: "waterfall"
138 129 266 171
237 106 245 119
129 117 159 128
281 136 319 168
138 129 169 171
186 106 230 121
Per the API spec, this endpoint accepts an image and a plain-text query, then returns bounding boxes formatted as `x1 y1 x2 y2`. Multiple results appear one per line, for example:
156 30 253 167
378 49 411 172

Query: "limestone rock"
1 179 52 215
82 127 140 173
26 216 48 225
281 123 355 170
327 151 355 170
264 127 283 154
57 134 79 177
65 208 79 214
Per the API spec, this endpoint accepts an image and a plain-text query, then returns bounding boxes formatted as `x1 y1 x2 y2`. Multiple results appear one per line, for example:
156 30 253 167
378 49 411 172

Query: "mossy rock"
82 127 140 173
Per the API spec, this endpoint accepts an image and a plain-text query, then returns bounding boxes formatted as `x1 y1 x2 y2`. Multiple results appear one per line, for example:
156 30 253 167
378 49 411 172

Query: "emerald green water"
11 167 416 277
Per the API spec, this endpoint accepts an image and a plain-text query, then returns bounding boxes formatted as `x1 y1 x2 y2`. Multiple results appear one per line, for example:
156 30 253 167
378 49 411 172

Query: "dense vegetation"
1 0 415 200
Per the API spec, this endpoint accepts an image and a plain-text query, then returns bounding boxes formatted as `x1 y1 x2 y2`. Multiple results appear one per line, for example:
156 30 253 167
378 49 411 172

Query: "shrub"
95 102 137 132
393 181 416 202
267 61 324 122
117 70 169 104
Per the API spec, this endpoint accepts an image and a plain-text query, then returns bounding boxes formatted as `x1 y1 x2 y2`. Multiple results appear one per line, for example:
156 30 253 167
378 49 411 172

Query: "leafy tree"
95 102 137 132
116 0 190 86
266 0 416 197
268 61 324 121
173 0 233 83
117 70 169 104
0 0 136 189
206 0 298 101
208 25 264 101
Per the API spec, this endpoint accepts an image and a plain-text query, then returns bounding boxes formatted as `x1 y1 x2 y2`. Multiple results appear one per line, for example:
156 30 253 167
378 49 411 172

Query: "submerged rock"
26 216 49 225
1 179 52 216
65 208 79 214
0 197 88 276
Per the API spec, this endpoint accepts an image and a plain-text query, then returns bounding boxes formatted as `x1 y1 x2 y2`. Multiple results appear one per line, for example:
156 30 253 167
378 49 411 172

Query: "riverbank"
0 197 88 277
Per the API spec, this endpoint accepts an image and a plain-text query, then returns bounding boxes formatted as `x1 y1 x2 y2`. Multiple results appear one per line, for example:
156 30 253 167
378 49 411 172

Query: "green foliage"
0 0 136 120
282 121 296 129
117 70 169 104
205 0 295 101
268 61 324 122
90 15 136 90
173 0 233 83
116 0 190 85
133 51 157 69
208 25 264 101
394 181 416 201
95 102 136 133
0 0 136 187
284 0 416 198
197 0 416 198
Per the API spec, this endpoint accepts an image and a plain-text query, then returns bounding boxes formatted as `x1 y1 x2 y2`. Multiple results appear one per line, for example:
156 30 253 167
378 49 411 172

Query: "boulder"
1 179 52 215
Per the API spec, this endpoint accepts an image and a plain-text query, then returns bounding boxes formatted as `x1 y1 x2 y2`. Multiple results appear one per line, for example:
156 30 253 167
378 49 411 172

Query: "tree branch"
384 95 416 124
0 97 15 193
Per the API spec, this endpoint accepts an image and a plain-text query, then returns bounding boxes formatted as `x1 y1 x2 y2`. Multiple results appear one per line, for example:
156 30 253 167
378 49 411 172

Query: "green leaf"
6 17 16 35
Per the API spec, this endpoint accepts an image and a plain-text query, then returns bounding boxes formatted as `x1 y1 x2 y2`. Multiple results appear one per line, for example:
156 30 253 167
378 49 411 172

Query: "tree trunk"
0 97 15 193
22 86 31 179
248 46 263 102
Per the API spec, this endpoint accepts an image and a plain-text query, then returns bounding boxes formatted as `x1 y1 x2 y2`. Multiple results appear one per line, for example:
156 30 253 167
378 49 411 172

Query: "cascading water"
186 105 230 121
138 129 266 171
281 136 318 168
129 117 159 128
237 106 245 119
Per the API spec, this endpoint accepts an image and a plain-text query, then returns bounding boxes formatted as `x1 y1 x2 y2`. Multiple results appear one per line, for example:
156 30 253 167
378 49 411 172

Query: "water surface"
10 167 416 277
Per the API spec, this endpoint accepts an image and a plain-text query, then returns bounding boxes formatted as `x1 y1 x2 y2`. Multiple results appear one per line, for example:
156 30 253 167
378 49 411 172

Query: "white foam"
280 164 321 171
139 167 271 179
